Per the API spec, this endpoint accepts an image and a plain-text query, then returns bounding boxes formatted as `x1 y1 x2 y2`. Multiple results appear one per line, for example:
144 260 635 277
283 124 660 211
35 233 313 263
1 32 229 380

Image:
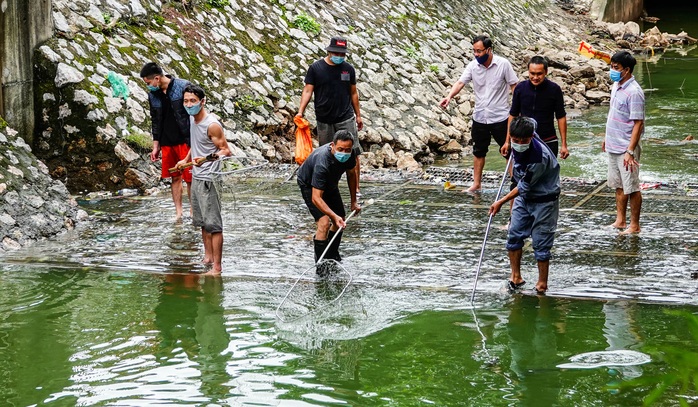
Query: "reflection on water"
0 176 697 405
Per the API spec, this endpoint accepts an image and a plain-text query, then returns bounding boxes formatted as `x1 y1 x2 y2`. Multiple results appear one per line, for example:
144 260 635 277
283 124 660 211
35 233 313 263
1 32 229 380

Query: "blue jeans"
506 198 559 261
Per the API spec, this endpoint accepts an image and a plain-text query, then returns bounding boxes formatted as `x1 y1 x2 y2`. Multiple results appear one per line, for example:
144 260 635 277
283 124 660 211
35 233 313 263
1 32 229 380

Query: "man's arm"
624 119 644 172
297 83 314 117
346 166 361 213
349 84 363 131
311 187 346 228
490 186 519 216
207 123 232 158
558 116 569 159
440 81 466 108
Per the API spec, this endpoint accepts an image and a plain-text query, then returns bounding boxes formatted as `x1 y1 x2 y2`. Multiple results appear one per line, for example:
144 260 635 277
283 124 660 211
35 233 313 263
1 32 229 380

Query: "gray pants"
316 116 363 155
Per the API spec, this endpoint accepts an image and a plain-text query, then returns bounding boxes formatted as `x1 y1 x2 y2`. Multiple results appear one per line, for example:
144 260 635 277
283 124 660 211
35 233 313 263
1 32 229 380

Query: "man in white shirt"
440 35 518 192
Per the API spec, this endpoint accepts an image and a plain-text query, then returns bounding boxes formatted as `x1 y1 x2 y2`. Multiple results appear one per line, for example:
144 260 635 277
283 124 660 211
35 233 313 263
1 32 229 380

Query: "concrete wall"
590 0 644 22
0 0 53 141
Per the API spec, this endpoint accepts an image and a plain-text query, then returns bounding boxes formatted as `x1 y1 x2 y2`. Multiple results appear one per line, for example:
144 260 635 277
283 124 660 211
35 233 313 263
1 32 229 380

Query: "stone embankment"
0 120 87 251
33 0 616 194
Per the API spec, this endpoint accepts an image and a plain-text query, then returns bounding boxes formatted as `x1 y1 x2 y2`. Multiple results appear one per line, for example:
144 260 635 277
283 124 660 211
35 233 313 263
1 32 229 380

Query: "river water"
2 12 698 407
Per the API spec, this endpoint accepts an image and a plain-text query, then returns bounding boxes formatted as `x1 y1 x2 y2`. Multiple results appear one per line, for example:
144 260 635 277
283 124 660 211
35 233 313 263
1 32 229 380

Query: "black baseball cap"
326 37 348 53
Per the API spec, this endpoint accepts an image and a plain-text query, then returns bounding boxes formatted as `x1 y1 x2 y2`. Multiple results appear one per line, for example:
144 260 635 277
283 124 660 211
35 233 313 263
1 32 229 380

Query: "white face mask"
511 141 530 153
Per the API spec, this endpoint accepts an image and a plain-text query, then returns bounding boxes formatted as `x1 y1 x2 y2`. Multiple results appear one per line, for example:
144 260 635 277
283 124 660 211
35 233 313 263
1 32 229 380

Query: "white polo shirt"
458 54 518 124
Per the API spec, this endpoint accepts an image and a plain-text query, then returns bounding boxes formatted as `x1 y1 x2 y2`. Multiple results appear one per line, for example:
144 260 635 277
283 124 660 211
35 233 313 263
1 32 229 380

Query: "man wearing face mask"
140 62 192 220
297 130 361 269
505 56 569 159
440 35 518 192
602 51 644 234
489 117 560 294
297 37 363 197
174 84 232 274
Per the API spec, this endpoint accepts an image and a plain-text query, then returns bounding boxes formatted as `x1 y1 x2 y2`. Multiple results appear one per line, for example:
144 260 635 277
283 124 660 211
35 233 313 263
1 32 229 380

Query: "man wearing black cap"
297 37 363 196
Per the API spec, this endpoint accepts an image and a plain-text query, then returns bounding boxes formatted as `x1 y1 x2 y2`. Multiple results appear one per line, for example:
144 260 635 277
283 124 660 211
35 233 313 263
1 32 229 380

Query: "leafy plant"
293 12 321 36
153 15 165 25
103 13 112 25
609 310 698 406
429 64 439 74
404 45 419 59
235 94 266 111
206 0 230 8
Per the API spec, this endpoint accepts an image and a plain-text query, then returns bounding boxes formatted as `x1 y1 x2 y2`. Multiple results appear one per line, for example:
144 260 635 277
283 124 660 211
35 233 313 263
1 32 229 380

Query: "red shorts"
161 144 192 183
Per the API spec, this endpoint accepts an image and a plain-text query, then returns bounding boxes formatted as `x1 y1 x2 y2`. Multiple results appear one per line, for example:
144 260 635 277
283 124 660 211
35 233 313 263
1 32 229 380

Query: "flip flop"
507 280 526 292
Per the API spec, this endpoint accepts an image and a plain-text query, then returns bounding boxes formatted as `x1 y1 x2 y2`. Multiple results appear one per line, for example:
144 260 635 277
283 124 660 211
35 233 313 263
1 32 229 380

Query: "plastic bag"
107 71 130 100
294 116 313 165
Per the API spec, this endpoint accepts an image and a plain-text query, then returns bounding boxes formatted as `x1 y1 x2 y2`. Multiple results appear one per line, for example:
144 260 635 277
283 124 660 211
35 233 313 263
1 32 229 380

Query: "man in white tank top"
174 84 232 274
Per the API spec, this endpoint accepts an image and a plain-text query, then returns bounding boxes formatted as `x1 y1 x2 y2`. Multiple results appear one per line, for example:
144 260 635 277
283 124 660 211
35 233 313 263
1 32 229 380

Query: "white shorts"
607 145 641 194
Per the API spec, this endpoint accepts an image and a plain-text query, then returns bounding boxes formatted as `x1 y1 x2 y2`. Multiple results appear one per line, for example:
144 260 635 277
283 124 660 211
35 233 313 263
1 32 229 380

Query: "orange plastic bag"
294 116 313 165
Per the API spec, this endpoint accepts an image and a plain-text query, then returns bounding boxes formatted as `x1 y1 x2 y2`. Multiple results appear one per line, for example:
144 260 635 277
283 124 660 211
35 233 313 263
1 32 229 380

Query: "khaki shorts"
607 145 641 194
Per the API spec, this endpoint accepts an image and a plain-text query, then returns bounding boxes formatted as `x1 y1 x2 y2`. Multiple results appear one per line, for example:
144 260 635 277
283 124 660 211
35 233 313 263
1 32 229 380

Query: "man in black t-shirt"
504 56 568 159
297 37 364 196
297 130 361 268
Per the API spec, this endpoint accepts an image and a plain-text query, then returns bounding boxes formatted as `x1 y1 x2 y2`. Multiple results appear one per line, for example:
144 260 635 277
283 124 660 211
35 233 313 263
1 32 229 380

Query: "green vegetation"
404 45 419 59
429 64 439 74
610 310 698 406
293 12 321 36
124 132 153 151
103 13 112 25
235 94 266 111
153 15 165 25
0 116 7 130
206 0 230 8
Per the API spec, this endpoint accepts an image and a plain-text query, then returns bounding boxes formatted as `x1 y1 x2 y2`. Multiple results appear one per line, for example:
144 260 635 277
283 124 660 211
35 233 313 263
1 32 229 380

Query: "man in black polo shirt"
504 56 569 159
297 130 361 267
297 36 363 196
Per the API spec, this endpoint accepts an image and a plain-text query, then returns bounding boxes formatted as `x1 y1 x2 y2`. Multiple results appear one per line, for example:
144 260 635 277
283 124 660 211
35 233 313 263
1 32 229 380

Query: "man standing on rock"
297 37 363 196
297 130 360 270
504 56 569 159
141 62 192 220
489 117 560 294
440 35 518 192
174 84 232 274
602 51 644 234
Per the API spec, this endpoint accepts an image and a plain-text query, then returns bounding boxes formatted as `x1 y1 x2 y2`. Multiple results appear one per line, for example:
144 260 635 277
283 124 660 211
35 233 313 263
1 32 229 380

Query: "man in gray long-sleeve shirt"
489 117 560 294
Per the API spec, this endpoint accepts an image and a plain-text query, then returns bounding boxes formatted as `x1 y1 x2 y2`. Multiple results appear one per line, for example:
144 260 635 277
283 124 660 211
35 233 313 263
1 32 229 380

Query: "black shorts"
471 119 508 158
544 139 559 157
300 187 346 221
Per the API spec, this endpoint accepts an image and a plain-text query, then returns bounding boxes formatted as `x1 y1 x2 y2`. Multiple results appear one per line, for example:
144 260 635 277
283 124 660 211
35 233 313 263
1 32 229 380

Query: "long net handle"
470 155 514 304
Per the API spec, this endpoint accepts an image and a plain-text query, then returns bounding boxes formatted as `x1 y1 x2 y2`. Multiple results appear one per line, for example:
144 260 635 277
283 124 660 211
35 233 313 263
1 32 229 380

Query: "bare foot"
619 226 640 235
202 257 213 265
463 184 482 193
609 222 626 229
535 283 548 294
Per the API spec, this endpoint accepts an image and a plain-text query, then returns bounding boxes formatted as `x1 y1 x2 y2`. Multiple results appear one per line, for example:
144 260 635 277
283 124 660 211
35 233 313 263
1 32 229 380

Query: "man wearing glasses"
297 37 363 196
440 35 518 192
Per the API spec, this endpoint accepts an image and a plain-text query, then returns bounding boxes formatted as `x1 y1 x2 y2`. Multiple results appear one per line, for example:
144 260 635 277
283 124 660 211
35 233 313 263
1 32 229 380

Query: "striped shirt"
458 54 518 123
605 77 645 154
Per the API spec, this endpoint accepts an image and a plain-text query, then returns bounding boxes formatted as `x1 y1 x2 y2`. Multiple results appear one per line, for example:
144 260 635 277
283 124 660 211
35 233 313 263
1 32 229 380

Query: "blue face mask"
330 56 345 65
609 68 622 82
147 85 159 92
511 141 530 153
475 50 489 65
334 151 351 163
185 102 202 116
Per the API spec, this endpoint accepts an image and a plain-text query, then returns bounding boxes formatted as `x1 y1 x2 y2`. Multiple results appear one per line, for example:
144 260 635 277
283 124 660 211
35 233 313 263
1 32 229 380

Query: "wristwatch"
625 150 635 157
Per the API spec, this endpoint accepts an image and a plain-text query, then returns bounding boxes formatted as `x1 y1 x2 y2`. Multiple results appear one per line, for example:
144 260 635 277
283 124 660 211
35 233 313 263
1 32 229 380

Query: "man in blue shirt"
489 117 560 293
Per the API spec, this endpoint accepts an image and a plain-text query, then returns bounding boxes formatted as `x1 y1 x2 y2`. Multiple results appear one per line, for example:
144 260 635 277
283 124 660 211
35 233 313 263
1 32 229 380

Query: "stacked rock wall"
34 0 613 193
